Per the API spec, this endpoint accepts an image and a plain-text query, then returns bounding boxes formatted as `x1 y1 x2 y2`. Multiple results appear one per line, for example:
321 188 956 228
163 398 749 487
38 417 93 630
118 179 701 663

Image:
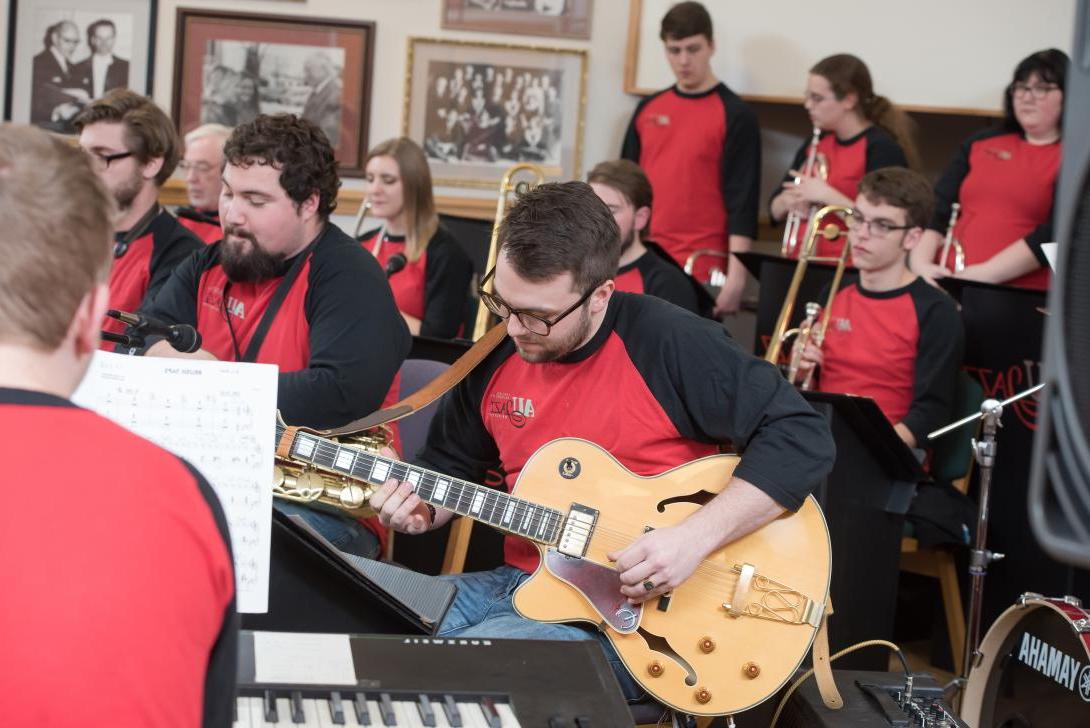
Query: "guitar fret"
334 448 355 471
520 505 535 535
482 491 500 524
469 490 485 515
406 469 421 486
370 459 391 483
294 434 317 459
433 478 450 503
502 501 515 525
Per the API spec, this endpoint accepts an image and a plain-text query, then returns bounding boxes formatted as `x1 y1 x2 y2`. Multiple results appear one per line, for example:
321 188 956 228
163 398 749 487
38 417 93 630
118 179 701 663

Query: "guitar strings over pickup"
558 503 598 557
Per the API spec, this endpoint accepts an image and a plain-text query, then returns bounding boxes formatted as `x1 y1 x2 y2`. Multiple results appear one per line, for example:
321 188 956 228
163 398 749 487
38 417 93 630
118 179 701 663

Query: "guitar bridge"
723 563 823 628
558 503 597 557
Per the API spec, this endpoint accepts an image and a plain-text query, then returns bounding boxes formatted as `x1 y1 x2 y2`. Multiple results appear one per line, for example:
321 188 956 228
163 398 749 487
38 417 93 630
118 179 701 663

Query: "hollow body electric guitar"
275 421 832 716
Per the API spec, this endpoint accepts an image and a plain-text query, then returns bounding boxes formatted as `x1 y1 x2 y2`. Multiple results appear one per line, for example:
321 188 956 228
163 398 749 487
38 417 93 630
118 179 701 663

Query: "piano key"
290 691 306 724
366 700 384 728
276 698 293 727
352 693 371 726
479 698 501 728
378 694 397 726
327 692 346 726
415 695 437 727
301 698 321 726
493 703 520 728
393 701 422 727
233 696 249 728
264 691 280 723
442 696 462 728
456 702 490 728
250 696 276 728
340 695 361 728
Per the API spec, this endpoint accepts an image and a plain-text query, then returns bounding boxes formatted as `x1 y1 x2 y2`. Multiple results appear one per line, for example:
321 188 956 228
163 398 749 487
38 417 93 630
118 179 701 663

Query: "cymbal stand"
926 383 1045 694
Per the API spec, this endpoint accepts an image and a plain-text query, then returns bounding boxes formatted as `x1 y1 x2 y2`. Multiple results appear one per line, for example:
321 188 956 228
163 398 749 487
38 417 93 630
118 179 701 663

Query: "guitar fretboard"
276 423 563 544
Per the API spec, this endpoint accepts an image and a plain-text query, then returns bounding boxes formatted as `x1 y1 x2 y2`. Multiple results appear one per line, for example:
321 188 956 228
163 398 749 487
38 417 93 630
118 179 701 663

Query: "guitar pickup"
558 503 598 557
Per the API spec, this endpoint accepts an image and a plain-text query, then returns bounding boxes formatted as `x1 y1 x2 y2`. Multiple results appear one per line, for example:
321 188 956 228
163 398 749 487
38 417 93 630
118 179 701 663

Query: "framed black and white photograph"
405 37 587 188
173 10 374 175
4 0 156 134
441 0 593 40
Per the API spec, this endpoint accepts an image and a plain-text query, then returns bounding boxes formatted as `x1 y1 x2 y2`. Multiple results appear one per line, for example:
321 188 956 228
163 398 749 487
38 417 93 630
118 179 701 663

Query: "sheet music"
253 631 357 686
73 351 277 613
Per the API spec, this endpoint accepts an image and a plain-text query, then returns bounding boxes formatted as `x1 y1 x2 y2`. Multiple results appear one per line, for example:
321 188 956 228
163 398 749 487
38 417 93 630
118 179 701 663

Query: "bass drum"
962 593 1090 727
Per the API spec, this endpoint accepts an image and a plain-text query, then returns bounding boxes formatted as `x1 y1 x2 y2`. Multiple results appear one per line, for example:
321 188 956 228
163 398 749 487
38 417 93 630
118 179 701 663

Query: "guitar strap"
812 597 843 709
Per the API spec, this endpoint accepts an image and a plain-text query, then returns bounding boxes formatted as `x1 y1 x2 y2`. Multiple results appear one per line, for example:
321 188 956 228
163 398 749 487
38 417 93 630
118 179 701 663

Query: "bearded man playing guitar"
371 181 835 714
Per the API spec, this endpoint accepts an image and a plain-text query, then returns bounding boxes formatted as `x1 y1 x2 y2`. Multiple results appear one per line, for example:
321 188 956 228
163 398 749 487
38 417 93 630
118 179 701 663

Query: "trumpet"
765 205 855 390
937 202 965 273
472 162 546 340
350 199 373 239
781 127 829 258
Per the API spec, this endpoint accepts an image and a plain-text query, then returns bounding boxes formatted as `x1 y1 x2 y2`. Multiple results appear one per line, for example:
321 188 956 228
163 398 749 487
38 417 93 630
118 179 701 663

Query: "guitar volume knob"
699 637 715 653
743 661 760 678
695 687 712 704
647 661 664 677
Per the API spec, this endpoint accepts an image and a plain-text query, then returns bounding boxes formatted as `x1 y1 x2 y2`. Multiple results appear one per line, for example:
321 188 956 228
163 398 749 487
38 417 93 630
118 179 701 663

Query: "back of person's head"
0 124 114 349
587 159 653 231
73 89 181 185
499 181 620 292
857 167 934 229
224 113 340 220
660 1 713 42
365 137 438 261
184 122 232 150
810 53 920 170
1004 48 1069 133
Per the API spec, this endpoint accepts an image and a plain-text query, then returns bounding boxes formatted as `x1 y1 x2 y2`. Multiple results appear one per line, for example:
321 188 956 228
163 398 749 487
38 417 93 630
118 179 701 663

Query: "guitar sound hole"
637 627 698 686
656 490 716 513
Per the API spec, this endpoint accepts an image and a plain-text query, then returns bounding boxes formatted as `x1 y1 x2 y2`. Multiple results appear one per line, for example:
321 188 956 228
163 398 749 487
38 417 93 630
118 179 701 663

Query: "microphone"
106 309 203 353
385 252 407 278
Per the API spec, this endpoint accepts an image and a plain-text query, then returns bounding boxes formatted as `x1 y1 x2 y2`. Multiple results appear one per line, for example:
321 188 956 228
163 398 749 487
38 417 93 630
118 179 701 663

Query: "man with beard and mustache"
136 114 410 559
369 181 834 701
75 89 202 348
588 159 710 316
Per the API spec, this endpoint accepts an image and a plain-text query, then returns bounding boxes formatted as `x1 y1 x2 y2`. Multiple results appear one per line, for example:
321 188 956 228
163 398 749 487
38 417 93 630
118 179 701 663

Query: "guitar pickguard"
544 549 642 633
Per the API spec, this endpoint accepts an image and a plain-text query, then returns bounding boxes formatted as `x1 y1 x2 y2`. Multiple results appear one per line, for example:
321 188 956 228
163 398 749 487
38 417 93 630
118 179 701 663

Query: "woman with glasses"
359 137 473 338
770 54 918 259
910 49 1068 290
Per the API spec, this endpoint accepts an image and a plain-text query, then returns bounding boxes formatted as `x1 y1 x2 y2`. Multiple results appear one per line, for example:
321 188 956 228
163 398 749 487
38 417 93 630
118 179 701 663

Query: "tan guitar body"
508 438 832 716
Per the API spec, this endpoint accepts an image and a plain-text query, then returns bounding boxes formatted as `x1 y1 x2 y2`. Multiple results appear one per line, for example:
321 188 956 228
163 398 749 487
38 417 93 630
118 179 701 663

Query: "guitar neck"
276 422 563 545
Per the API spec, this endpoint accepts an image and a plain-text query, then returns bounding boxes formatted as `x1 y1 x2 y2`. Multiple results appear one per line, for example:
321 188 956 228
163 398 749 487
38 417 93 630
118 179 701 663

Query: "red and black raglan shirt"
176 206 223 245
621 83 761 282
103 209 202 348
0 388 237 727
614 241 708 315
416 293 835 573
815 277 964 447
359 226 475 338
773 126 908 258
138 224 411 546
930 127 1060 290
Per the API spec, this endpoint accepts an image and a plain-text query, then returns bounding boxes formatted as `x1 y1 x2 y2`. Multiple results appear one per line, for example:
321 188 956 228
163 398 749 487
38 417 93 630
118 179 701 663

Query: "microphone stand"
927 382 1045 698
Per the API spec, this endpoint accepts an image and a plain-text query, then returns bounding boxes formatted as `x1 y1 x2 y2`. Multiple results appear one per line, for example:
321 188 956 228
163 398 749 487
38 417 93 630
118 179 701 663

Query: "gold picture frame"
403 36 587 189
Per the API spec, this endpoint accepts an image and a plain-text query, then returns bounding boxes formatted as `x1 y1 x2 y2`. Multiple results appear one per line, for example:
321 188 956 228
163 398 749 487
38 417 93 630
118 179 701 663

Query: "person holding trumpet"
910 49 1067 290
359 137 473 338
770 54 917 259
795 168 963 449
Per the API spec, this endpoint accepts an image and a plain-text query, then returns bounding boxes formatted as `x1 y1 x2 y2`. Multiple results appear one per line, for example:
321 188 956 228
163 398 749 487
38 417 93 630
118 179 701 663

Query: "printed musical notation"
73 351 278 613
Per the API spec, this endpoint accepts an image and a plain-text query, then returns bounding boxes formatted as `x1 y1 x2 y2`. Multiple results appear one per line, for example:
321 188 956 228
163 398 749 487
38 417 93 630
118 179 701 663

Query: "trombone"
765 204 855 390
350 199 372 239
937 202 965 273
472 162 546 340
782 127 829 258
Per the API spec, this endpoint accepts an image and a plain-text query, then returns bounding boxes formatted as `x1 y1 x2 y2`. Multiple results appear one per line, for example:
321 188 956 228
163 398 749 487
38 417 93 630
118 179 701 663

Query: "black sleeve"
1024 175 1059 260
421 228 475 339
414 344 509 481
768 139 810 224
617 296 836 511
284 235 411 429
638 256 702 314
137 243 219 326
717 90 761 239
864 129 908 171
144 215 203 310
181 460 239 728
900 284 964 446
620 98 649 161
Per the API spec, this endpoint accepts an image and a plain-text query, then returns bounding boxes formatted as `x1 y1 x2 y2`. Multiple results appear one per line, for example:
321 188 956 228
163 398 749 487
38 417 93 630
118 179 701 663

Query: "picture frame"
172 9 374 176
4 0 157 134
404 37 587 189
441 0 593 40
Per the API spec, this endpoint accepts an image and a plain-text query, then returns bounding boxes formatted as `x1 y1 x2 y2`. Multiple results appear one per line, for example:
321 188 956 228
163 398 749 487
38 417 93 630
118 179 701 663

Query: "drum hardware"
927 383 1047 696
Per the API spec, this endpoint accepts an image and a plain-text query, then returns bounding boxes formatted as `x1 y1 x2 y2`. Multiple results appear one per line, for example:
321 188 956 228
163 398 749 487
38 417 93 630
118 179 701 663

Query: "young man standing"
74 89 202 345
621 1 760 317
588 159 708 315
0 124 237 727
798 167 964 448
177 123 232 244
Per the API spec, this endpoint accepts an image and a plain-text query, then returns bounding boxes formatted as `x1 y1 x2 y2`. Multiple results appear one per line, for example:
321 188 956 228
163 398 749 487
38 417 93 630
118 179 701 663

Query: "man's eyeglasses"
478 267 600 336
84 149 134 171
1008 82 1060 99
178 160 216 175
845 212 913 237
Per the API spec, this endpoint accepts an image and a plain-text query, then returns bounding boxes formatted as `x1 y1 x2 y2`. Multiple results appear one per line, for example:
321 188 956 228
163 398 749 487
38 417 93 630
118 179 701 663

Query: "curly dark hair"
223 114 340 220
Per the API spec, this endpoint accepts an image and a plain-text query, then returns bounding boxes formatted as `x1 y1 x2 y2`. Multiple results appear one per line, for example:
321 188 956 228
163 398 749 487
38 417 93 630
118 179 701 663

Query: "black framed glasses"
1008 82 1060 99
85 150 134 171
478 267 600 336
845 211 912 237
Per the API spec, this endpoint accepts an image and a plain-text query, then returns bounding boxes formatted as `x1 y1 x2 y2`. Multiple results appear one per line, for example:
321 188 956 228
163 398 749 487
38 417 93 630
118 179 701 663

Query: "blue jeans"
437 565 647 702
274 500 381 559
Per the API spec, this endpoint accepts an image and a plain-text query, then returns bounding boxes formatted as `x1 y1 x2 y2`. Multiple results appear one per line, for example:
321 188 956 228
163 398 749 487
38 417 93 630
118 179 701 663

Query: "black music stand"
736 251 857 357
241 508 456 636
938 278 1090 624
803 391 924 670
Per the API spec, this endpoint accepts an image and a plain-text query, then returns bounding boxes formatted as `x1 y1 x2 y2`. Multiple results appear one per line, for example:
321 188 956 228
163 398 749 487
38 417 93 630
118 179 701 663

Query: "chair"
898 371 984 675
